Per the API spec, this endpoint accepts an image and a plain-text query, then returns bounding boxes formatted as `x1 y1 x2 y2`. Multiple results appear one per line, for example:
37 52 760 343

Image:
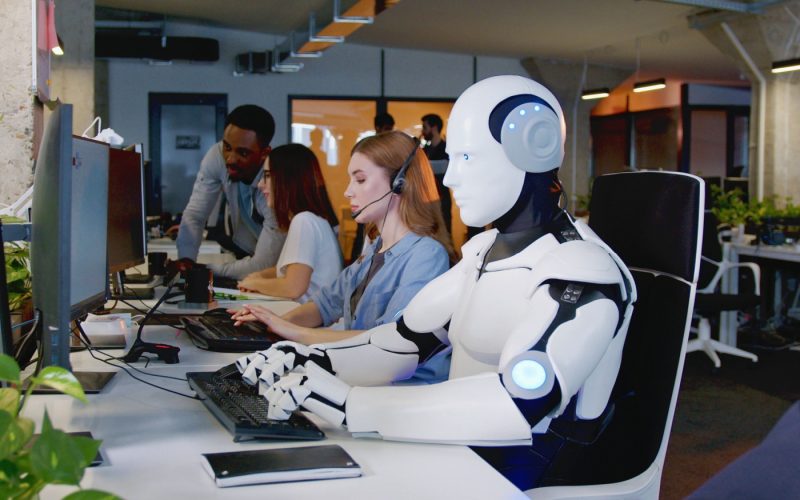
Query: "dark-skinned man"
173 105 285 280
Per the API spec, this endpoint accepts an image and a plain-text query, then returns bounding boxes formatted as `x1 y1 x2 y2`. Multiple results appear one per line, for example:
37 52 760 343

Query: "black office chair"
687 211 759 368
531 171 703 499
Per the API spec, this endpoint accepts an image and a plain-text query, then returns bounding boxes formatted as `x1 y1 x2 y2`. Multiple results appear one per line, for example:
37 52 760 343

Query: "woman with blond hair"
232 132 453 380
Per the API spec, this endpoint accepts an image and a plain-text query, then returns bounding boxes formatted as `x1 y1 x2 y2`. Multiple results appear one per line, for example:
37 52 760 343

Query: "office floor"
661 344 800 499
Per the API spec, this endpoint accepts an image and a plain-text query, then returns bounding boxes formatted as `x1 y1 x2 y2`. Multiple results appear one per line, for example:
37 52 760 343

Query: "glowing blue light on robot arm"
511 359 547 390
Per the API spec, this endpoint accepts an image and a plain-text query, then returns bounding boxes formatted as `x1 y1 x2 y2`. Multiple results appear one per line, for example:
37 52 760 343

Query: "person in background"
232 131 455 381
237 144 342 302
421 113 452 234
172 105 285 279
374 112 395 133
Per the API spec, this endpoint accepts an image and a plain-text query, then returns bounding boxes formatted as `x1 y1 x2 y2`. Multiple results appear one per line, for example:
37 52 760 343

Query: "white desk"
31 328 525 499
146 238 234 267
725 241 800 344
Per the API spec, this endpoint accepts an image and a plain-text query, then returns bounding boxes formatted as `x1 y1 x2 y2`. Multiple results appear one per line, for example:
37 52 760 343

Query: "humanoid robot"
236 75 636 490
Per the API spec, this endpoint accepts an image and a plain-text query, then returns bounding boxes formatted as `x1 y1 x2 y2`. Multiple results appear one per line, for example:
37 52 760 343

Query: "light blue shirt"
311 233 449 330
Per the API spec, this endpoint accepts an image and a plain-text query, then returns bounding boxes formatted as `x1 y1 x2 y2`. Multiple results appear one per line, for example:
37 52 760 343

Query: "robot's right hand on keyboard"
235 342 327 392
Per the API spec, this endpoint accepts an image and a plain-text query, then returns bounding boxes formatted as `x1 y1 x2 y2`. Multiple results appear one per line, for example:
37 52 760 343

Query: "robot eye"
463 153 470 161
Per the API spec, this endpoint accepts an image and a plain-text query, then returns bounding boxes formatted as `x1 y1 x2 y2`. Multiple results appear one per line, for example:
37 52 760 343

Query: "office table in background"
724 241 800 348
31 326 525 499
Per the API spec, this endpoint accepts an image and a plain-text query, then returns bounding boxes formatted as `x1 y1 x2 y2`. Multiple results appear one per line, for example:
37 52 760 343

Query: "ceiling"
94 0 775 82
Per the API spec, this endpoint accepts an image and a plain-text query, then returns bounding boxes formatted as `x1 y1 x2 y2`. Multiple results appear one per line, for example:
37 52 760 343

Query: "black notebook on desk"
201 445 362 487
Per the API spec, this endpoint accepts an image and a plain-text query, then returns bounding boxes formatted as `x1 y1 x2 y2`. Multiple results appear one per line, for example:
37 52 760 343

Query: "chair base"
688 317 758 368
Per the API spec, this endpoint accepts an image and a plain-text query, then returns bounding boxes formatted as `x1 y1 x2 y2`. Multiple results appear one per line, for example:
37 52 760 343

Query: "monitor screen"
30 104 110 369
70 137 109 317
107 146 146 273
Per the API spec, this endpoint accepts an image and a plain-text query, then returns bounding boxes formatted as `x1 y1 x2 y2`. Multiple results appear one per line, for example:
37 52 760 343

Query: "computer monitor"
30 103 110 371
142 159 163 217
107 145 146 274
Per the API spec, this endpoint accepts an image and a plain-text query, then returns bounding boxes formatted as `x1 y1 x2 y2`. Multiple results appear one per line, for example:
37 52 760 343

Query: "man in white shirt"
173 105 285 279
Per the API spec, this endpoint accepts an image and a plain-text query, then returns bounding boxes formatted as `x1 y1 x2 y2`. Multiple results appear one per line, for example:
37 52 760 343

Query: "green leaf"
5 268 28 283
70 435 101 469
0 355 20 384
30 367 87 403
64 489 122 500
0 411 31 460
0 389 19 414
30 413 87 485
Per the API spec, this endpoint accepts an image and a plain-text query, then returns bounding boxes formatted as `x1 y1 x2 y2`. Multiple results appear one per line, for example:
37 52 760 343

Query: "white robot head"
444 76 566 228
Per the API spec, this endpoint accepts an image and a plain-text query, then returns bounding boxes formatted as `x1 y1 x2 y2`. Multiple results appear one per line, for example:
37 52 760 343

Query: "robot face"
444 107 524 227
443 76 566 228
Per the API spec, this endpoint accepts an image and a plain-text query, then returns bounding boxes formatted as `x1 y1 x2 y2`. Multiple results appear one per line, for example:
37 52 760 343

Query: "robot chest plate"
451 267 536 368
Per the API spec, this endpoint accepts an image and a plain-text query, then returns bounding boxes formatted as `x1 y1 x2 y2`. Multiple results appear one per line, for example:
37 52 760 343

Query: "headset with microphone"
351 137 419 218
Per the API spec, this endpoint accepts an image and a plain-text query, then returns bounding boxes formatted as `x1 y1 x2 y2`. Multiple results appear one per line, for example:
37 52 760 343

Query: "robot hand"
264 361 351 425
235 341 329 391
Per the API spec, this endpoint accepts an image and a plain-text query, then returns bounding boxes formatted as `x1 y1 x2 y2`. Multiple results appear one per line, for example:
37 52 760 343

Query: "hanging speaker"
488 94 563 173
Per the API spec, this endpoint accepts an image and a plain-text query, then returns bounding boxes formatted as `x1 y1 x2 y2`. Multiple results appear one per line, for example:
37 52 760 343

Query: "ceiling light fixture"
333 0 373 24
771 58 800 74
581 87 610 100
633 78 666 93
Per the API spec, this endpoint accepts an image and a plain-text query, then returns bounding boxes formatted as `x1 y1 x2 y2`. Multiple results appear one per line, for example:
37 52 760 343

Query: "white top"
276 211 343 303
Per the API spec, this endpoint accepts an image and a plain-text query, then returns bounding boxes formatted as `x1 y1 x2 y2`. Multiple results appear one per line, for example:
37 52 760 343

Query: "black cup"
184 267 213 303
148 252 168 276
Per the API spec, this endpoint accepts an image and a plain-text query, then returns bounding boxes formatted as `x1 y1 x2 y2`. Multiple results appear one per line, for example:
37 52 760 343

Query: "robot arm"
238 257 468 391
262 241 631 448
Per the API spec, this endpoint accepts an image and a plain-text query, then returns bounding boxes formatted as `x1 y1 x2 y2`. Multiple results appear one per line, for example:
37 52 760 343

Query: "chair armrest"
720 261 761 296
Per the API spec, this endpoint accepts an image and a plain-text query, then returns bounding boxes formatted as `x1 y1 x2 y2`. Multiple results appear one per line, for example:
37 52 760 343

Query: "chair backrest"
538 171 703 488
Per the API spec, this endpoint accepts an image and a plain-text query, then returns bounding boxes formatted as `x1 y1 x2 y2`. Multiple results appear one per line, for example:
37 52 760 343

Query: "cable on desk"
117 299 187 331
72 333 199 400
73 322 187 382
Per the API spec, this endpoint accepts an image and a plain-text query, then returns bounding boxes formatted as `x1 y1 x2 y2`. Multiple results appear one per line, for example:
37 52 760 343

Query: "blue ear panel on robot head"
390 136 421 194
489 94 563 174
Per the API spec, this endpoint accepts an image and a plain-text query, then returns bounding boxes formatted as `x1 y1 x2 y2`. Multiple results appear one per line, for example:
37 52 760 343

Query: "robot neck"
493 171 561 234
485 171 564 264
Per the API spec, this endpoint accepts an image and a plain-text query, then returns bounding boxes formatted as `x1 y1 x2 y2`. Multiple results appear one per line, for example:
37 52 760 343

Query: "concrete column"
50 0 95 134
697 2 800 201
521 57 629 211
0 0 36 206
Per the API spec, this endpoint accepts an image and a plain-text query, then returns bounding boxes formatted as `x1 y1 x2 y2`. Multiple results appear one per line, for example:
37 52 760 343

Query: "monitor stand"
25 371 116 395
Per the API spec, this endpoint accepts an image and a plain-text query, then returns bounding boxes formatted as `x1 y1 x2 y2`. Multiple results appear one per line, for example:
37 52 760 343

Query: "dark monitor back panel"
723 177 749 203
108 147 146 273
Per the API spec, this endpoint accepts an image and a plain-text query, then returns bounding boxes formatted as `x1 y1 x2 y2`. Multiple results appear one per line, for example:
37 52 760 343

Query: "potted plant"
0 354 118 499
710 185 755 242
1 215 33 348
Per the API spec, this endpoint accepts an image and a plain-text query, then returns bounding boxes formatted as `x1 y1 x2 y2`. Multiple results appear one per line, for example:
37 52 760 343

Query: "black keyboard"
187 369 325 442
181 315 282 352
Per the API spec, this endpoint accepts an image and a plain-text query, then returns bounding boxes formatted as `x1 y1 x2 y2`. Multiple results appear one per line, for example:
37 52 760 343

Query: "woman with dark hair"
237 144 342 302
233 132 454 373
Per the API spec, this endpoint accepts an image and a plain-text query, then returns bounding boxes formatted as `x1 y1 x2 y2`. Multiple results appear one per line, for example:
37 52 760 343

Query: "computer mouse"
203 307 232 318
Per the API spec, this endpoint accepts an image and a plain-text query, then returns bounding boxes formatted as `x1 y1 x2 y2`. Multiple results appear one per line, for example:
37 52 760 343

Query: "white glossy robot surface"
238 75 635 491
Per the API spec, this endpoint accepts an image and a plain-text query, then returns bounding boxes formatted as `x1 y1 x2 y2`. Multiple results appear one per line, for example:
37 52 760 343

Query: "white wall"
106 21 527 159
